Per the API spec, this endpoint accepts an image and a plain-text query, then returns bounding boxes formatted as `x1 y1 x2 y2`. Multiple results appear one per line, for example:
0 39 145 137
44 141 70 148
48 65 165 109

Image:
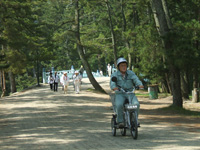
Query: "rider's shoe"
118 122 124 128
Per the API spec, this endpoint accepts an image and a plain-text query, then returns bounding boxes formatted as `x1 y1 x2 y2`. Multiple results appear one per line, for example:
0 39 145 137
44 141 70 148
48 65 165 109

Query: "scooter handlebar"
112 76 136 93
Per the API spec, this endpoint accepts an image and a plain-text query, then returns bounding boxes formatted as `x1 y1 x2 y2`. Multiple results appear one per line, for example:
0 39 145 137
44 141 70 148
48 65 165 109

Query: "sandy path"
0 77 199 150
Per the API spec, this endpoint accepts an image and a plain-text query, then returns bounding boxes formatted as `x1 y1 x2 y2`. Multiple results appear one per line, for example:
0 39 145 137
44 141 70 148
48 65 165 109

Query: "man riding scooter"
110 57 144 128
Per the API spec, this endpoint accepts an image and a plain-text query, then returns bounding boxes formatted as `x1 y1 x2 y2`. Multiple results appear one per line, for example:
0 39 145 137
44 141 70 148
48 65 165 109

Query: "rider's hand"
113 87 119 91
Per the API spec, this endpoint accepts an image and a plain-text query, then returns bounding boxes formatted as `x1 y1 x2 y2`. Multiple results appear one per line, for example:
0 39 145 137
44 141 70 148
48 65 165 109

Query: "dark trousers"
54 82 58 91
50 84 53 90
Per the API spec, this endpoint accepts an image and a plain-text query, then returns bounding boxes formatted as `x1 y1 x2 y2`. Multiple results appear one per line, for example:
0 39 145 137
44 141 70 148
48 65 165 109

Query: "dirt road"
0 77 199 150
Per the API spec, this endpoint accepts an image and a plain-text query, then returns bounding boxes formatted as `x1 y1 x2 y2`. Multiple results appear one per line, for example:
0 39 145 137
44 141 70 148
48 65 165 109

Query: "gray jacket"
110 70 143 92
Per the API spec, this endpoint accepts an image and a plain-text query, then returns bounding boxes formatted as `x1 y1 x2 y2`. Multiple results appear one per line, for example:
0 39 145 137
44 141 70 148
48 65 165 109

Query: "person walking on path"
60 72 64 91
73 71 82 94
79 65 84 78
48 72 54 90
107 63 112 77
62 72 70 94
54 72 59 92
100 70 103 76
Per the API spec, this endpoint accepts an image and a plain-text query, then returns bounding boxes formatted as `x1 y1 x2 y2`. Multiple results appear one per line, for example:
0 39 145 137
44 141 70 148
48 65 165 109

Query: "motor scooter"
111 76 139 139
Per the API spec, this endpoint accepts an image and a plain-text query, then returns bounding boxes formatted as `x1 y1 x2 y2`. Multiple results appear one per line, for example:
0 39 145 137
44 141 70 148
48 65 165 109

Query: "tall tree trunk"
37 60 40 86
132 4 139 70
161 76 170 93
181 72 189 99
9 71 16 93
121 0 132 68
75 0 106 94
1 70 6 97
105 0 117 67
193 70 198 88
36 49 40 86
161 80 169 93
0 71 2 94
151 0 183 107
185 71 192 94
165 73 172 94
162 50 172 94
170 67 182 106
193 8 200 89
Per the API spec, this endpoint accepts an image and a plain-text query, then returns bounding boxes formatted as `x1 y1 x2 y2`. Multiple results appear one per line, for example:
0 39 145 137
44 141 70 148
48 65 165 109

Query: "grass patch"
135 92 170 98
158 93 171 98
158 105 200 118
87 88 94 92
135 93 149 97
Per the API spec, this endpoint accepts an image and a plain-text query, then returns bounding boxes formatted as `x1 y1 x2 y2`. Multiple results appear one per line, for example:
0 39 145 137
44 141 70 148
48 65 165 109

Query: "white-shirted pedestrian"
107 63 112 77
62 72 70 94
53 72 60 92
73 71 82 94
48 72 54 90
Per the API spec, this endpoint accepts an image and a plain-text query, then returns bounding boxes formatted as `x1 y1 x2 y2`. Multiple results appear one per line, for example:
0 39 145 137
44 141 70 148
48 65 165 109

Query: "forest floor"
0 77 199 150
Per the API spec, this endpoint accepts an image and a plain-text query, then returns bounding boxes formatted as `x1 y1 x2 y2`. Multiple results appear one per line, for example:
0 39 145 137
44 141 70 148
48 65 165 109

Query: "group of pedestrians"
48 70 82 94
48 63 113 94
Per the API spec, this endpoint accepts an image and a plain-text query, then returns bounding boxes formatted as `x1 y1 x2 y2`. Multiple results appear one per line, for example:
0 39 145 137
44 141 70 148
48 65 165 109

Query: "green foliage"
15 74 38 92
0 54 9 69
5 49 27 74
0 0 200 96
132 0 200 87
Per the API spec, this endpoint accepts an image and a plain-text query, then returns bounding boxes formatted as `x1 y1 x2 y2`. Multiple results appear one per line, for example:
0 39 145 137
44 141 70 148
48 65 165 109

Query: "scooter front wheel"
120 128 126 136
111 117 116 136
130 113 138 139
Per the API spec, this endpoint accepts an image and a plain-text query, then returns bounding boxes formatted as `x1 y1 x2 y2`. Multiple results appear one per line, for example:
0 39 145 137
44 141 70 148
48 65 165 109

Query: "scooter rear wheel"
111 118 116 136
